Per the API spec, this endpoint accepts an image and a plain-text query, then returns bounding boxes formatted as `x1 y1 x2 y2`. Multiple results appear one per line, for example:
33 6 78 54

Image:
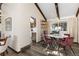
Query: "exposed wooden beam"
34 3 47 21
55 3 60 19
76 8 79 17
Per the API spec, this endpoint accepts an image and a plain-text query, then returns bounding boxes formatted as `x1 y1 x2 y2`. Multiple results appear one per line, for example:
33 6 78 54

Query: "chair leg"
63 47 67 56
43 44 50 51
58 44 61 51
58 45 60 56
70 46 76 56
1 52 5 56
6 50 8 54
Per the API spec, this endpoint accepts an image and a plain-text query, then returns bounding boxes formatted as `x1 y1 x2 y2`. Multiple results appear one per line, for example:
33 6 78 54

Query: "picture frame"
0 16 1 23
5 17 12 31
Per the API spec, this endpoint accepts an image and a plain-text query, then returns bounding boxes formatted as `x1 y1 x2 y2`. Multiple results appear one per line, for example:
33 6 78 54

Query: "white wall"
1 3 44 52
47 16 78 42
78 15 79 43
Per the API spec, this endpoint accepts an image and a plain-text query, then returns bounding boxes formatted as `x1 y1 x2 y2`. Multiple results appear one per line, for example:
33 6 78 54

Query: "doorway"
30 16 36 42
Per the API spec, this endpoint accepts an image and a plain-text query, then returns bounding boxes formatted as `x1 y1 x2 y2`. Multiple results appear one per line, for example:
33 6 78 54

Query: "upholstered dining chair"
0 36 9 56
42 31 54 51
58 34 75 55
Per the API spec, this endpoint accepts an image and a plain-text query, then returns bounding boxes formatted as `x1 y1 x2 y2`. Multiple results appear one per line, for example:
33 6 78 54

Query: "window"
52 22 67 31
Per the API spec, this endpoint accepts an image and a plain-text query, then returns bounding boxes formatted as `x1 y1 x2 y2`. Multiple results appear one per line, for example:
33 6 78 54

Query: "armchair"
0 36 9 56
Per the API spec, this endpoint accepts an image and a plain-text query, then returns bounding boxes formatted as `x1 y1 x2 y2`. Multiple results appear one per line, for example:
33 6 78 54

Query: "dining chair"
0 36 9 56
58 34 75 55
42 31 54 51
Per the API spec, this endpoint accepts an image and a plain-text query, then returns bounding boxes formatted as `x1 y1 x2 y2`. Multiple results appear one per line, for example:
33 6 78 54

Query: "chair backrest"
67 37 73 46
43 31 49 42
64 34 70 37
63 35 73 47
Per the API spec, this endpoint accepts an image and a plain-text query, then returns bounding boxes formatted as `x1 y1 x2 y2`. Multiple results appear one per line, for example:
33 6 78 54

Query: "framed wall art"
0 16 1 23
5 17 12 31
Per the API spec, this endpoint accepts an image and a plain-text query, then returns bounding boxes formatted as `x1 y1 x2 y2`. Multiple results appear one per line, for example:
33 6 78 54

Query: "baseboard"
73 42 79 44
21 45 31 53
8 46 21 54
8 44 31 54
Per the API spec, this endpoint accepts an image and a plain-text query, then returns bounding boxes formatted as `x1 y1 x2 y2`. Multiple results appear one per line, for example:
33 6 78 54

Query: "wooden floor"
2 42 79 56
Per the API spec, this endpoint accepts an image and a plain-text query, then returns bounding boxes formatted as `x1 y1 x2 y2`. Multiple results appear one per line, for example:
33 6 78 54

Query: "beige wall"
1 3 44 52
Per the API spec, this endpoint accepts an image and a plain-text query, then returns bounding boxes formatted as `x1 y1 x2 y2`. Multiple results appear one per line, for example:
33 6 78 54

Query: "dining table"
48 34 68 39
47 34 68 55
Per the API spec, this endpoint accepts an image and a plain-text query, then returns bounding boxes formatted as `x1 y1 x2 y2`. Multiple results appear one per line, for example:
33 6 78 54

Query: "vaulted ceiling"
37 3 79 20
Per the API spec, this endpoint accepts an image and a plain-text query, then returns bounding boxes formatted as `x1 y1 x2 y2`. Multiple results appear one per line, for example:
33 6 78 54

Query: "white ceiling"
59 3 79 17
38 3 57 19
38 3 79 20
